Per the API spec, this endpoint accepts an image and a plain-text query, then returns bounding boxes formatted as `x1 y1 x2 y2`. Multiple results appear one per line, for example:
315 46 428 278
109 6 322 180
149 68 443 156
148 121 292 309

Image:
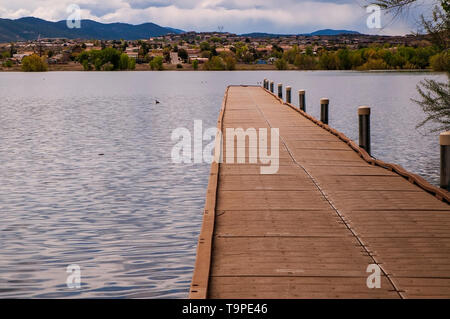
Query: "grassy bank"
0 61 440 72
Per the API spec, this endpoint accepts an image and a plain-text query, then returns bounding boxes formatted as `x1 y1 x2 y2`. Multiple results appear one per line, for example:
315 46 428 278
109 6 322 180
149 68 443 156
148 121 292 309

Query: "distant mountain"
164 27 185 34
242 29 361 38
309 29 360 36
0 17 184 42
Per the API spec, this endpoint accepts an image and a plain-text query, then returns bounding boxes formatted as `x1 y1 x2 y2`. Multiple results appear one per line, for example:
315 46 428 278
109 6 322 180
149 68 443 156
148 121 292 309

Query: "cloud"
81 1 124 17
128 0 173 9
0 0 422 35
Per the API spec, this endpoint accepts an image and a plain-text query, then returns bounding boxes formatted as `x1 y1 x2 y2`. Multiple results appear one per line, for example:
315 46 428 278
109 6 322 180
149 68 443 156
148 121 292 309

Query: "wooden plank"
208 277 399 299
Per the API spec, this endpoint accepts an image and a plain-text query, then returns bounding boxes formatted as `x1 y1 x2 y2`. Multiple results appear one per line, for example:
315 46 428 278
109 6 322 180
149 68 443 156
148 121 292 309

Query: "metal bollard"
278 84 283 99
358 106 371 155
320 98 329 125
299 90 306 112
286 86 291 103
440 131 450 189
270 81 274 93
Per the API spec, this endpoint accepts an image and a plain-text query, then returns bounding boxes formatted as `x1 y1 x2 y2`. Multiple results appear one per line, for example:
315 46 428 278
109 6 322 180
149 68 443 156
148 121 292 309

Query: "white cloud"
0 0 420 35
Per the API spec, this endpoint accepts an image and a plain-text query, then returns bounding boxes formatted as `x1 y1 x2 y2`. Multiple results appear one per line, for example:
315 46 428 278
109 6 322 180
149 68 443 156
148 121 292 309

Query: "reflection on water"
0 71 445 298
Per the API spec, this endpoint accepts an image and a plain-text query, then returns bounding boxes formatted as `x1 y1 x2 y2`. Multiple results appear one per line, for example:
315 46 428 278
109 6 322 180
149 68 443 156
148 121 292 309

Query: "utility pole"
37 34 43 57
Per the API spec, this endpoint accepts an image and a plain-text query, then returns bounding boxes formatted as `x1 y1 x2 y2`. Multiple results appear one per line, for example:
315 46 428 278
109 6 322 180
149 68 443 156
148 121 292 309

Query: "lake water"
0 71 446 298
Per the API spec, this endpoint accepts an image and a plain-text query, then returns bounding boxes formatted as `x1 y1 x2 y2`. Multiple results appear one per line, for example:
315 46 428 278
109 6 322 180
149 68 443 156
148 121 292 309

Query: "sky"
0 0 437 35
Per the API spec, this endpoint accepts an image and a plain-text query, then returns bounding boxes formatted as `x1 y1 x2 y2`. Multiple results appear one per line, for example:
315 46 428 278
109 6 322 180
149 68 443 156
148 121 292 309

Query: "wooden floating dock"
190 85 450 299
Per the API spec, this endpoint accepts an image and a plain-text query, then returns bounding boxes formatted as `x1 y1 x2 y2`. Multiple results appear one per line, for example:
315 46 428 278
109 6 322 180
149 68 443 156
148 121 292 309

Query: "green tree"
358 58 389 70
1 51 11 59
178 48 188 62
150 56 164 70
204 56 226 70
318 51 338 70
430 51 450 71
119 53 129 70
284 46 299 64
337 49 352 70
2 60 13 67
224 55 236 70
128 58 136 70
200 41 211 52
295 54 317 70
9 42 16 57
102 62 114 71
275 58 288 70
100 47 121 70
21 54 48 72
82 59 91 71
192 59 199 70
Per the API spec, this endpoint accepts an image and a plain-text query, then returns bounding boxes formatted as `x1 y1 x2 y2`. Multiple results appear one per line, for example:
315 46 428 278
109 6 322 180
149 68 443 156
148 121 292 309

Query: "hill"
0 17 183 42
241 29 361 38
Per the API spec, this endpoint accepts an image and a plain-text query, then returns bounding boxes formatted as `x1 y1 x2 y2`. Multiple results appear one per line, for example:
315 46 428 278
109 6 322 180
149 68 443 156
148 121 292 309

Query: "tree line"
76 47 136 71
274 45 449 72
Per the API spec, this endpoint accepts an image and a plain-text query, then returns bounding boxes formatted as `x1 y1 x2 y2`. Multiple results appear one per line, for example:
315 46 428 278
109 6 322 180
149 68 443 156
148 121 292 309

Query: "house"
189 57 209 64
12 51 33 62
216 47 231 53
125 46 140 59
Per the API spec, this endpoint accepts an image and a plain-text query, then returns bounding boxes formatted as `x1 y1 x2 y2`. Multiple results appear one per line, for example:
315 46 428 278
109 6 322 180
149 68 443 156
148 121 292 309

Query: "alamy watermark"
366 264 381 289
366 4 382 29
171 120 280 174
66 4 81 29
66 264 81 289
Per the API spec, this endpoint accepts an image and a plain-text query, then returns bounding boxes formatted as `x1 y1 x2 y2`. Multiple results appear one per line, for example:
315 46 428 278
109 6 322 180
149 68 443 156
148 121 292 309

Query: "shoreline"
0 62 437 73
0 67 437 73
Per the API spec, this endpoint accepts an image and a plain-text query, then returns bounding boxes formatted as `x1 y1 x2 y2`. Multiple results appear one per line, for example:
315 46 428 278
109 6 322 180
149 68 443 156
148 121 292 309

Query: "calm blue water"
0 71 445 298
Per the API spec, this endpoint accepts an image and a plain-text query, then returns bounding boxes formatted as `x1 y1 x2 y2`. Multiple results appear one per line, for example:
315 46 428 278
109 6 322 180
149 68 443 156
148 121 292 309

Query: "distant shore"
0 62 436 72
0 62 282 72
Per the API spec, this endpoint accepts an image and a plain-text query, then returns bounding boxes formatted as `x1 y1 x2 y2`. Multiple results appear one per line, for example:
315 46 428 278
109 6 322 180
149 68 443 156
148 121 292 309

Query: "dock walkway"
190 85 450 299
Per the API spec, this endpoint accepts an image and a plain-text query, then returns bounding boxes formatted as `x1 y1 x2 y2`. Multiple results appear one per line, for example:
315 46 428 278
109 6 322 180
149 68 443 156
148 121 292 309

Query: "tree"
275 58 288 70
200 41 211 52
413 79 450 132
119 53 129 70
192 59 199 70
100 47 121 70
284 46 299 64
163 47 171 63
21 54 48 72
337 49 352 70
1 51 11 59
150 56 164 70
372 0 449 132
295 54 317 70
319 51 338 70
2 60 13 68
178 48 188 62
430 51 450 71
224 55 236 70
128 58 136 70
77 48 135 71
204 56 226 70
9 42 16 57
